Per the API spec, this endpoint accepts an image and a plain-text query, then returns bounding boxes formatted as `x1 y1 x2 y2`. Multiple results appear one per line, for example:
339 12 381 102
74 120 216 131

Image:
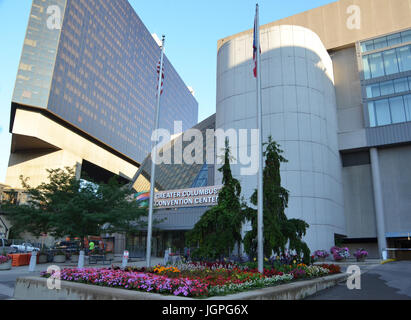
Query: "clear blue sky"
0 0 337 182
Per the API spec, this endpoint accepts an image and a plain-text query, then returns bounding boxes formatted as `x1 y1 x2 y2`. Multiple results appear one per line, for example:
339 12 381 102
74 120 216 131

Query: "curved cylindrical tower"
216 25 345 251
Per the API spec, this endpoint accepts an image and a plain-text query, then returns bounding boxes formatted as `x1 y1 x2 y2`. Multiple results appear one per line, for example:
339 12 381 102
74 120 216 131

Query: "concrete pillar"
370 148 388 258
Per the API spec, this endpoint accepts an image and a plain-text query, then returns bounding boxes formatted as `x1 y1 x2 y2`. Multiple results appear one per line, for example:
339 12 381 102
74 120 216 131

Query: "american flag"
253 8 260 78
157 59 165 95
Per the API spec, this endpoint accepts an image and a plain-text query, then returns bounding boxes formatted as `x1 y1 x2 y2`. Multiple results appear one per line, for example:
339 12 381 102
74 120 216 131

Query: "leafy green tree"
186 139 244 260
243 136 311 264
3 167 148 248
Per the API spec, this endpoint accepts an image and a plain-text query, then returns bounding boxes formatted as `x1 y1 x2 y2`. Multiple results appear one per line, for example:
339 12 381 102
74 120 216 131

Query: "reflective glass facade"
366 76 411 98
368 94 411 127
13 0 67 109
191 164 209 188
360 30 411 53
12 0 198 164
360 29 411 127
362 44 411 80
133 114 215 192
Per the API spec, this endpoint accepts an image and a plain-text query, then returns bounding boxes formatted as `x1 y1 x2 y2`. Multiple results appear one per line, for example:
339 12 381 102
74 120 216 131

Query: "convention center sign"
154 185 223 209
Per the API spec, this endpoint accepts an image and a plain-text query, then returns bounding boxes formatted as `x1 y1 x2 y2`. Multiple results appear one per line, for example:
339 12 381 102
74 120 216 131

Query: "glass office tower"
12 0 198 164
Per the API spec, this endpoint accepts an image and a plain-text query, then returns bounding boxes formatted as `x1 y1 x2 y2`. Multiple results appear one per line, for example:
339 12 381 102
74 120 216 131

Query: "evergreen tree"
186 139 244 260
243 136 311 264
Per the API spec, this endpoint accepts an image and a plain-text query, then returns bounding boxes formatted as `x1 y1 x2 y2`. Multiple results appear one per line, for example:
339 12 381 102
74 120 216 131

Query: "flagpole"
146 35 165 268
255 4 264 274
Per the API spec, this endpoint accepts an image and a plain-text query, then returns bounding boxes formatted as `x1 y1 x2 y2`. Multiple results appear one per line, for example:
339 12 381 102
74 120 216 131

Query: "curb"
208 273 349 300
13 273 348 300
381 259 396 264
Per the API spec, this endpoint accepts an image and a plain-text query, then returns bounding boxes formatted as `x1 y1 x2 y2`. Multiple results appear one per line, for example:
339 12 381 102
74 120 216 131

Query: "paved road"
307 261 411 300
0 264 46 300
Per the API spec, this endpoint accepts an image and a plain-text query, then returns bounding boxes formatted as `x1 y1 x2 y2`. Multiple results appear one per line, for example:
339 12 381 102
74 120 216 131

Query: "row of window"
363 45 411 80
360 30 411 53
368 94 411 127
366 76 411 99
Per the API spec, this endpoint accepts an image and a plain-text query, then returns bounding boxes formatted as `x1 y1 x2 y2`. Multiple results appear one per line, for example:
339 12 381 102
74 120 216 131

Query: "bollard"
121 250 129 269
28 250 37 272
78 250 85 269
163 249 170 266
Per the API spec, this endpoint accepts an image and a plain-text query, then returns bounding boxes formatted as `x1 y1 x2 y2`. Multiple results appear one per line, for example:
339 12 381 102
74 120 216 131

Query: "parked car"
10 243 40 252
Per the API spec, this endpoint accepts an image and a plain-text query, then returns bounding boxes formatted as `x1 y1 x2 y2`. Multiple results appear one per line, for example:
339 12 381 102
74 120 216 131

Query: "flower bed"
41 262 341 298
0 255 12 264
331 246 350 261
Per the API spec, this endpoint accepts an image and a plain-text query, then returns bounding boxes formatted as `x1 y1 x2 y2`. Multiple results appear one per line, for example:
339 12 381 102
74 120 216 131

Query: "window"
191 164 208 188
397 45 411 72
375 99 391 126
370 53 384 78
366 83 380 98
341 151 371 167
404 94 411 122
363 45 411 79
374 37 387 50
380 80 394 96
383 49 399 75
368 94 411 127
361 40 374 53
394 78 409 93
368 53 384 78
387 33 402 46
366 77 411 99
401 30 411 43
363 56 371 79
389 96 406 124
368 102 376 127
360 29 411 53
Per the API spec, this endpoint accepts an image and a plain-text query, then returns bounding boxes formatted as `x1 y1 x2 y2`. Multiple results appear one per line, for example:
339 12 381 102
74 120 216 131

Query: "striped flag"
157 59 165 95
253 8 261 78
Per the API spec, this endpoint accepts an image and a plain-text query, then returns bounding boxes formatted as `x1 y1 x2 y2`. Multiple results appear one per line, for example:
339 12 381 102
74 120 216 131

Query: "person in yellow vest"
89 241 95 253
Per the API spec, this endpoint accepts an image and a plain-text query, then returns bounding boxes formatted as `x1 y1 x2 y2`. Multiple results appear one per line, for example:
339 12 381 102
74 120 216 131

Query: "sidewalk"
313 258 382 266
314 258 383 274
4 256 164 273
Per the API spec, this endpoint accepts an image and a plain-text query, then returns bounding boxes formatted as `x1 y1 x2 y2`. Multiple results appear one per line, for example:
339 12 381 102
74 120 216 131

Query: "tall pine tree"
186 139 244 260
243 136 311 264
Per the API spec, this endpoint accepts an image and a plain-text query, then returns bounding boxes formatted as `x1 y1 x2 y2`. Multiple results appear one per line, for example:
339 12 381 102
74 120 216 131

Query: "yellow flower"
264 257 269 262
293 260 296 264
253 258 256 261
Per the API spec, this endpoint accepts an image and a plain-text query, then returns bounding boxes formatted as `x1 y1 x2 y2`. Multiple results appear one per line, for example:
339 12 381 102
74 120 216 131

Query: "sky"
0 0 337 182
